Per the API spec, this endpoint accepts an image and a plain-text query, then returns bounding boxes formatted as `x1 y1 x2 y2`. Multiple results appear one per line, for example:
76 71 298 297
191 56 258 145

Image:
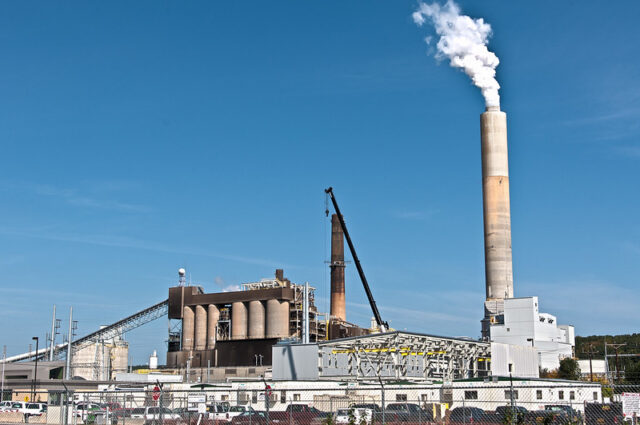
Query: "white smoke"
413 1 501 107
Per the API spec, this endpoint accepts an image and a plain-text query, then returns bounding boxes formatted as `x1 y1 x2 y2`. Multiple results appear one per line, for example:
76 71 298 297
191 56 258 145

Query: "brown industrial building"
167 264 368 369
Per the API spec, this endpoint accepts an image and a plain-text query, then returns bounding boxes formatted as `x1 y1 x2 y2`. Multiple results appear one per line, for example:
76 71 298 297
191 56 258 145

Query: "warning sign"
622 393 640 418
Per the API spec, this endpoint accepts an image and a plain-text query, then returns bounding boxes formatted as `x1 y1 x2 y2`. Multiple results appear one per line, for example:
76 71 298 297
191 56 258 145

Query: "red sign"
152 386 161 401
265 385 272 397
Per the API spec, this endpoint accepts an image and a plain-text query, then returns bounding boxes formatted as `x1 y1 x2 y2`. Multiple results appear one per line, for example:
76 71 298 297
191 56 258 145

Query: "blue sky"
1 1 639 364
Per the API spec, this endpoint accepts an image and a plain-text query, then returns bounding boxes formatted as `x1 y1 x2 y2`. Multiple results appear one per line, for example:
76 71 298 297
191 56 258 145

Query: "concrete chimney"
480 106 514 339
330 214 346 321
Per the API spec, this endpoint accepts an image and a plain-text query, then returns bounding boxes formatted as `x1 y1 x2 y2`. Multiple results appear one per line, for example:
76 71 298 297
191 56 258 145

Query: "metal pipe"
65 307 73 380
303 282 309 344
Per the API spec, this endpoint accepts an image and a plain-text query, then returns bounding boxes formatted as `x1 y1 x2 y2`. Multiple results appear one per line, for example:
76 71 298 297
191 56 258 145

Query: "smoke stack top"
413 1 501 108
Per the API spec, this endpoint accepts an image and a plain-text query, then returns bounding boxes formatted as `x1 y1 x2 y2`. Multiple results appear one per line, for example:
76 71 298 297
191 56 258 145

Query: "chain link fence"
0 382 637 425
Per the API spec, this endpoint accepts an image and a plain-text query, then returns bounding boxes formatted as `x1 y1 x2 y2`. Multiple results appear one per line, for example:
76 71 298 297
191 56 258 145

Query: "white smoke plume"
413 1 501 107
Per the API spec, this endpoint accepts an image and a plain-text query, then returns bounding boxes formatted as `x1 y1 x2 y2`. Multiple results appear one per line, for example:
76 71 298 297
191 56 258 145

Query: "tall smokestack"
330 214 346 321
480 106 513 339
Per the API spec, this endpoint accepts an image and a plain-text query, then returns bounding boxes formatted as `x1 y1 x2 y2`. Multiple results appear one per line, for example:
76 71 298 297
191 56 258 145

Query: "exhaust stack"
480 106 514 339
330 214 346 321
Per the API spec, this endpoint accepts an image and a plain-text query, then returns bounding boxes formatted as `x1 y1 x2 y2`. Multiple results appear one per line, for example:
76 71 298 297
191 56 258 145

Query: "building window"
421 394 429 402
280 391 287 404
570 391 575 400
293 394 301 402
558 391 564 400
536 390 543 400
396 394 407 402
464 391 478 400
252 392 258 404
505 390 519 400
593 392 598 401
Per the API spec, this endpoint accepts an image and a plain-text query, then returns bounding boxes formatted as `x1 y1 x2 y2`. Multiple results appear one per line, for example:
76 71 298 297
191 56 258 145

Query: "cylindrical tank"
182 306 195 351
231 302 248 340
480 106 514 302
248 300 266 339
207 304 220 349
149 350 158 370
266 299 290 338
194 305 207 350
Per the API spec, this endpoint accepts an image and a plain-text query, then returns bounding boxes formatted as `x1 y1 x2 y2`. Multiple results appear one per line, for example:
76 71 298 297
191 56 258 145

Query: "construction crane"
325 187 389 332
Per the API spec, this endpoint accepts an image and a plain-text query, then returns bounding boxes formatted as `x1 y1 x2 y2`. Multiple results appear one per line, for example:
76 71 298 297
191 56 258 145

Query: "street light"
32 337 39 402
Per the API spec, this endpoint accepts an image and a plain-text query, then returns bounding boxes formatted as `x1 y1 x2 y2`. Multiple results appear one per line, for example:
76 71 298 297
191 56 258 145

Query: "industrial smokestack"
330 214 346 321
480 105 513 339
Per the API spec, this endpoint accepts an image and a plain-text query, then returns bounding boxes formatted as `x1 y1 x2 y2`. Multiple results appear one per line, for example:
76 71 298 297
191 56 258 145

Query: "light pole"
32 337 39 402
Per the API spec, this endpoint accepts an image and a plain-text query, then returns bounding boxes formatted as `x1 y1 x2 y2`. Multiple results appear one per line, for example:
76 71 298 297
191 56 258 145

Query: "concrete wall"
272 344 319 381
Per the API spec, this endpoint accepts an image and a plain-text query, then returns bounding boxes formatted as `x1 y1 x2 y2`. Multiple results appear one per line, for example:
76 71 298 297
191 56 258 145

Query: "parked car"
375 403 427 423
0 401 14 411
545 405 583 424
524 410 570 425
495 405 527 424
3 402 27 413
143 406 181 423
350 404 381 413
231 411 268 425
335 408 372 425
74 402 104 418
208 402 232 421
449 407 487 424
2 401 46 416
24 403 47 417
130 407 147 419
268 404 328 425
585 402 623 425
228 406 256 421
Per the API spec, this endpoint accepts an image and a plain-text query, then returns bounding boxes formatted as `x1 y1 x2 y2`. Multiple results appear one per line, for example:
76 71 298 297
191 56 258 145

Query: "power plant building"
166 269 368 369
489 297 574 371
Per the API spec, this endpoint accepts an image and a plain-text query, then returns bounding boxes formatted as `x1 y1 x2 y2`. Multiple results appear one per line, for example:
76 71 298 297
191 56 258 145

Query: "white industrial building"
490 297 574 371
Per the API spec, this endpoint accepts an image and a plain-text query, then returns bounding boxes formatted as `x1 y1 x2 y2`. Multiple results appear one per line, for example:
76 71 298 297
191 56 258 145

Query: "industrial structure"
71 333 128 380
480 106 514 340
168 269 323 368
273 331 494 381
477 107 576 367
329 214 346 322
1 107 578 387
490 297 574 370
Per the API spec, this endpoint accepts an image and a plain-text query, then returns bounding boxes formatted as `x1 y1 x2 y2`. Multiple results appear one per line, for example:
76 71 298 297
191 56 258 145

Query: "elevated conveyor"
1 299 168 363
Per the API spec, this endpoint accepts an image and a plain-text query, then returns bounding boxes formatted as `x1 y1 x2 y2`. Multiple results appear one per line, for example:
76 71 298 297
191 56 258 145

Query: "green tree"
624 360 640 384
558 358 581 380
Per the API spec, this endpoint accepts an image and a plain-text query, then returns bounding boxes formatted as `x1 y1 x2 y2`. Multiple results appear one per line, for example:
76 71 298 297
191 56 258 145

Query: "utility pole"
65 307 74 380
1 345 6 401
49 305 57 361
606 343 626 383
32 337 39 402
582 343 598 382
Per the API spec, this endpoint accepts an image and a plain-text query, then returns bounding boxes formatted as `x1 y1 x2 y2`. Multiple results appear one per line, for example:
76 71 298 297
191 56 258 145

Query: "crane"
325 187 389 332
